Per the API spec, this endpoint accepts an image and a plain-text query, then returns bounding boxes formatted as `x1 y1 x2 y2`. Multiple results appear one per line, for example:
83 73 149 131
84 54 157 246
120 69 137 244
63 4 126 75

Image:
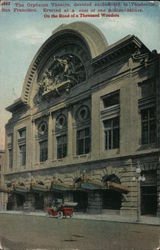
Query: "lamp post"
134 161 146 222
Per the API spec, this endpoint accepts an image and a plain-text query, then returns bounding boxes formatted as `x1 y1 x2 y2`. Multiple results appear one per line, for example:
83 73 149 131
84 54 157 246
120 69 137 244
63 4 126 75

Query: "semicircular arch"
21 22 108 105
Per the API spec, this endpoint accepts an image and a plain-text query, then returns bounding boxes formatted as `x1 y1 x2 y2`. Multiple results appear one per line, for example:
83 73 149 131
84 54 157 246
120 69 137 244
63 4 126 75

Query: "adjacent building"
4 22 160 219
0 150 7 210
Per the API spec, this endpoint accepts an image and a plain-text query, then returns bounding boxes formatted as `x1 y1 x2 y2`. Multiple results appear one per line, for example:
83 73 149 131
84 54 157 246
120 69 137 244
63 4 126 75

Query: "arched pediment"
52 21 108 58
21 22 108 106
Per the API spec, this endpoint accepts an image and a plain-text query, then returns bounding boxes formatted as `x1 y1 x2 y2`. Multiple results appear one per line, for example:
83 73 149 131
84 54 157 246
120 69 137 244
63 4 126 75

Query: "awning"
51 176 74 191
14 185 30 193
106 181 130 194
74 173 104 191
81 180 103 191
31 183 50 192
51 183 74 192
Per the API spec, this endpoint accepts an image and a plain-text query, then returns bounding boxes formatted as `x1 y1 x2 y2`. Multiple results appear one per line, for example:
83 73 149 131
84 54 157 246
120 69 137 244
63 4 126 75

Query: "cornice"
6 98 29 113
92 35 151 71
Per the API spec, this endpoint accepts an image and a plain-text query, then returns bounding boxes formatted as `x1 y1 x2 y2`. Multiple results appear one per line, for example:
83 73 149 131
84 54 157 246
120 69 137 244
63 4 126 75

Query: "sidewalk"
0 210 160 226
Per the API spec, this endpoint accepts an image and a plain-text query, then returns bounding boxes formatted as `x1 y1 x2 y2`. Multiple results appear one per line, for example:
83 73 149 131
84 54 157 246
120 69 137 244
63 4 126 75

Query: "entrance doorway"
102 190 122 210
35 193 44 210
141 170 157 216
16 193 25 209
7 193 25 210
141 186 157 215
73 191 88 212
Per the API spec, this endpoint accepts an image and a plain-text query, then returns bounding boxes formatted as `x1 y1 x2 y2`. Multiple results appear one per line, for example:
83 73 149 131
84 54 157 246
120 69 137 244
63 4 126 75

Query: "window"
19 129 26 139
77 106 90 122
139 80 155 99
77 127 90 155
57 135 67 159
9 149 13 168
104 117 120 150
103 91 119 108
19 145 26 166
38 122 48 136
56 114 67 130
40 140 48 162
141 108 156 144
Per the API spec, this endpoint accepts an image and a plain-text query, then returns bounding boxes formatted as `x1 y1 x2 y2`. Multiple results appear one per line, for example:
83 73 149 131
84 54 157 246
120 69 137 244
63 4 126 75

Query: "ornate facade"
4 22 160 218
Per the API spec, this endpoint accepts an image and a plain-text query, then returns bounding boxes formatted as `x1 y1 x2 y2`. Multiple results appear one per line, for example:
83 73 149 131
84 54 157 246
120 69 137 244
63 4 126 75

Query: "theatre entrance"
73 191 88 212
35 193 44 210
102 189 122 210
141 170 157 216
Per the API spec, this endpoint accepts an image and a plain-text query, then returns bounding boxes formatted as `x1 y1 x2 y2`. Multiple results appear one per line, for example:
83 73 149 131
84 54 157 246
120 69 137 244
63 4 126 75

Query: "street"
0 214 160 250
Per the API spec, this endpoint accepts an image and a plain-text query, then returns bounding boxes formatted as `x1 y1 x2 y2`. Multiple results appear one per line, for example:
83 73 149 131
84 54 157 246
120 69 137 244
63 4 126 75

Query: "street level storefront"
3 22 160 219
5 166 130 213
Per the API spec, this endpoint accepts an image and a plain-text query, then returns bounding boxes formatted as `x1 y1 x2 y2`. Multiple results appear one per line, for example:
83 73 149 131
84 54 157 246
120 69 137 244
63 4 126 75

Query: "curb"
0 211 160 226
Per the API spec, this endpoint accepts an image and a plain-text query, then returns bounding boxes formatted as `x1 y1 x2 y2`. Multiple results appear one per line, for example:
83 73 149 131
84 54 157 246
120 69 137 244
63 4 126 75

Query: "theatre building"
4 22 160 218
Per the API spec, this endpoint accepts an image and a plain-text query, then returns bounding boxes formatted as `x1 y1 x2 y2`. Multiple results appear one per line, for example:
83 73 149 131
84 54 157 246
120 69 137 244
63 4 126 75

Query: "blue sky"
0 0 160 148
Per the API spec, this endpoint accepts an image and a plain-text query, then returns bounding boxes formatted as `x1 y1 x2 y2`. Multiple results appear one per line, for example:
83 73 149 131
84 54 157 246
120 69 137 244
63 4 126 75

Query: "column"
23 193 35 212
67 109 73 160
120 163 138 218
63 192 73 203
87 191 102 214
48 113 53 161
52 115 57 160
91 94 100 160
44 193 53 209
13 127 18 170
120 75 140 155
31 120 36 166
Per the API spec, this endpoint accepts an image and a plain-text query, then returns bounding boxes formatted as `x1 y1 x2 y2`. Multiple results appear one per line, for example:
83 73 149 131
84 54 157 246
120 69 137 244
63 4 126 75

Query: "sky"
0 0 160 149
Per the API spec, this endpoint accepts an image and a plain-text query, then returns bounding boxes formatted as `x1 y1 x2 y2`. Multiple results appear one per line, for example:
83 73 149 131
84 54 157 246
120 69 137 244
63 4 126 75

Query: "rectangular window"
19 145 26 166
9 149 13 168
104 117 120 150
19 129 26 139
141 108 156 144
103 91 119 108
77 127 90 155
140 80 155 99
57 135 67 159
40 140 48 162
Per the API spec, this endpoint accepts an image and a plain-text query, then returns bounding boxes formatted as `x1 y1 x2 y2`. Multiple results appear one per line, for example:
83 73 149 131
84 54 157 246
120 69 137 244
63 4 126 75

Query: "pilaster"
31 120 36 167
91 94 100 160
67 109 73 160
87 191 102 214
23 193 35 212
52 115 57 160
48 113 53 161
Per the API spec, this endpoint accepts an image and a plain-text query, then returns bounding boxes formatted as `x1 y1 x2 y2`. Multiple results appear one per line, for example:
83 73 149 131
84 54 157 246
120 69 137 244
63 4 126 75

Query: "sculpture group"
39 55 86 95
